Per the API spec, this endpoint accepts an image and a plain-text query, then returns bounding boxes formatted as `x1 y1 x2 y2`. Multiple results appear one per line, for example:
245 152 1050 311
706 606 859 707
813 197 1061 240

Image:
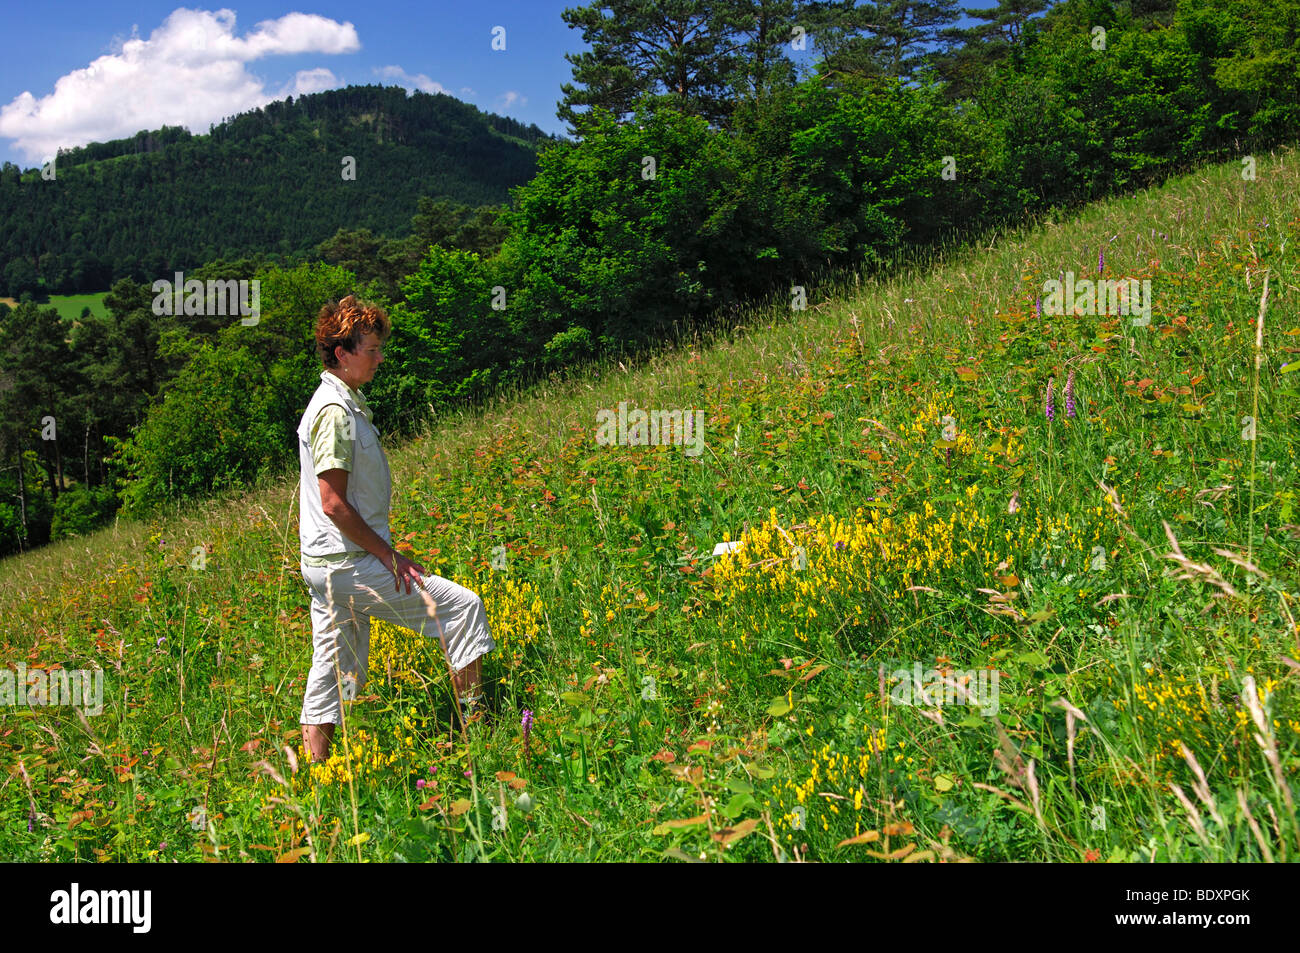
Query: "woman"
297 295 494 763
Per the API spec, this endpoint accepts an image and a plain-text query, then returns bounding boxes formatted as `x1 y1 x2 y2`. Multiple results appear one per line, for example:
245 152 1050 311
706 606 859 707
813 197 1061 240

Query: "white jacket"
296 371 393 558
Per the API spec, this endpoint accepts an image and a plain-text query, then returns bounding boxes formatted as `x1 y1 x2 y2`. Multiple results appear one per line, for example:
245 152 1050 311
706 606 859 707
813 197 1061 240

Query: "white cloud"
0 8 359 164
290 68 342 98
460 86 476 97
497 90 527 110
374 66 446 96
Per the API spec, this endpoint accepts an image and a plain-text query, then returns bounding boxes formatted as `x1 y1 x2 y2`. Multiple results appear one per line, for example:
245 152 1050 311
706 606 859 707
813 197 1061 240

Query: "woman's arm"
318 468 426 592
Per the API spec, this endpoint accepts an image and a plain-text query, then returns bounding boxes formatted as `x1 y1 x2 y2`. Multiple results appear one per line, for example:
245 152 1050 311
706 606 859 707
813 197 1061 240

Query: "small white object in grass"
711 541 743 557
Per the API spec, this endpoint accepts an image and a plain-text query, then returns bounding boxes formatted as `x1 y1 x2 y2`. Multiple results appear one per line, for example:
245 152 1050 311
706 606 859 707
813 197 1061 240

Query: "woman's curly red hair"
315 295 391 368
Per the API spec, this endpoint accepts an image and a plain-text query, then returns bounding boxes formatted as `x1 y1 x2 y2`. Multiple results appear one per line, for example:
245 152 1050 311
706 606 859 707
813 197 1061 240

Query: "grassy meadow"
1 148 1298 863
44 292 110 322
0 292 110 321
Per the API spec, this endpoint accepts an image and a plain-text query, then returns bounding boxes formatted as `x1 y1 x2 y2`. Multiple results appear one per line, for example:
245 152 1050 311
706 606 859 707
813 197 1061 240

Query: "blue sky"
0 2 990 170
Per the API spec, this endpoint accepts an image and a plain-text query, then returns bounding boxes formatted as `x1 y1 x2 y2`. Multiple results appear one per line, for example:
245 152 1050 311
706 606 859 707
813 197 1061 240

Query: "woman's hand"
385 549 427 594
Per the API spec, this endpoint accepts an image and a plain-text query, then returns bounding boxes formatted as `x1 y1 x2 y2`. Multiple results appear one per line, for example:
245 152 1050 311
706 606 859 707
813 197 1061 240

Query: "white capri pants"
300 552 496 725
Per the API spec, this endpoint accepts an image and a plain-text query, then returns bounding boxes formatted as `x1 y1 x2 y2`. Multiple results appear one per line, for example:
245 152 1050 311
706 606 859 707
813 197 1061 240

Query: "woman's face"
343 331 384 386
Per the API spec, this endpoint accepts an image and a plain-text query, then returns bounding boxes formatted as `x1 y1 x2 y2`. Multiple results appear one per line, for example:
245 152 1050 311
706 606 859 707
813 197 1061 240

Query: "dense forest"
0 0 1297 558
0 85 552 295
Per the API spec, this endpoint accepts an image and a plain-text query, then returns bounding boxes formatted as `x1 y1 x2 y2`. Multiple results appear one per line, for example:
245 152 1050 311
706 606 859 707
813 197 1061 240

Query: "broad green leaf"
721 793 758 818
766 694 793 717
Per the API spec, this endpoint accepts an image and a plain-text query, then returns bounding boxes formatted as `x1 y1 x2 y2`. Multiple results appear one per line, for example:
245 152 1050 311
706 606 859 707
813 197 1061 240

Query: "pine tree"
557 0 806 134
934 0 1052 99
805 0 963 85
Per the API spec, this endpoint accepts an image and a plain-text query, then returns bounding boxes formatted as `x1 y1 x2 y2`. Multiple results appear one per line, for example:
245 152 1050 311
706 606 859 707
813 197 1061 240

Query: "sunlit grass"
1 147 1297 862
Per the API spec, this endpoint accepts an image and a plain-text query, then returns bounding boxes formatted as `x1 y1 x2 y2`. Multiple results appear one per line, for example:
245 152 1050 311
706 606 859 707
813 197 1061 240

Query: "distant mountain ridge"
0 85 556 295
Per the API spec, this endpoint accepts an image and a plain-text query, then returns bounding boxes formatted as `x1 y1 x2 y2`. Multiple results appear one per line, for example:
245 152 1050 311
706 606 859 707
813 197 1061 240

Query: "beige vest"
296 371 392 558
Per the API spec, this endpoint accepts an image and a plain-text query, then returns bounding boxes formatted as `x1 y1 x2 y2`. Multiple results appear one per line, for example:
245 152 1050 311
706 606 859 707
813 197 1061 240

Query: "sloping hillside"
1 147 1297 863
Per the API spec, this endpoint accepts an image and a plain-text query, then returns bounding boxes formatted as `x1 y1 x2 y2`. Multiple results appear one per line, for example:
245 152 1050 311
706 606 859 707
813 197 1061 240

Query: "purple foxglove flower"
1099 247 1105 274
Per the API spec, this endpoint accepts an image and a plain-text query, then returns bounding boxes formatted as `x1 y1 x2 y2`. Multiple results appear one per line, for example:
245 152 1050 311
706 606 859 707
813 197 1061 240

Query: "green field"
46 291 110 322
0 292 110 321
1 148 1297 863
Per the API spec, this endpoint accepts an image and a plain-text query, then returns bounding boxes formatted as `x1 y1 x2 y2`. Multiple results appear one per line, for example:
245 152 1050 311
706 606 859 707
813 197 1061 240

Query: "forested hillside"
0 85 552 295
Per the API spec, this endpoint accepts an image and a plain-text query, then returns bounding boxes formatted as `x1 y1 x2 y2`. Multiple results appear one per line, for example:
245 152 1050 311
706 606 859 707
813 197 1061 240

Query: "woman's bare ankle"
302 723 335 762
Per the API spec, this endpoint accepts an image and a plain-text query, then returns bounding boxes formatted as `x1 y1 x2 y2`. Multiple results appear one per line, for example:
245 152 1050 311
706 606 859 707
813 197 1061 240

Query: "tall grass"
1 147 1296 862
